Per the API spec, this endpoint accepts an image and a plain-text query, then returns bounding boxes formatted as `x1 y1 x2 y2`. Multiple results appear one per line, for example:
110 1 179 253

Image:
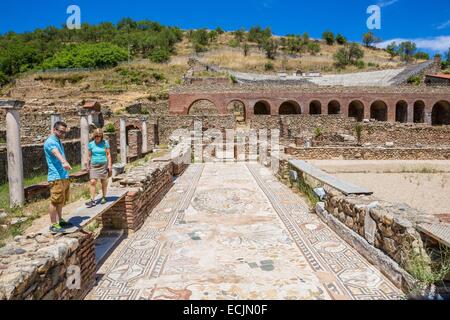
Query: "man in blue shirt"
44 121 73 233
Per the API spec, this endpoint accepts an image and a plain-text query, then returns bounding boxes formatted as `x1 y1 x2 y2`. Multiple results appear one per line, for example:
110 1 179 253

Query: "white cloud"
377 0 400 8
437 19 450 30
376 36 450 52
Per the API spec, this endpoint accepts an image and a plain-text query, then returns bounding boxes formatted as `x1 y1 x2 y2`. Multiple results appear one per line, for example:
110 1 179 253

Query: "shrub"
355 60 365 69
149 48 171 63
42 43 128 69
322 31 335 45
230 74 238 84
0 71 9 86
104 123 116 133
314 127 322 138
407 75 421 86
264 61 274 71
307 42 321 55
336 34 347 45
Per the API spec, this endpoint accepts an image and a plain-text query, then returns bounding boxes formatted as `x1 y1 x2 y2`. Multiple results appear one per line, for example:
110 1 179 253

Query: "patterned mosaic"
87 163 403 300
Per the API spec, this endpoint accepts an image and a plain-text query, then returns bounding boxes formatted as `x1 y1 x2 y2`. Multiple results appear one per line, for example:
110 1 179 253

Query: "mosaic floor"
87 163 403 300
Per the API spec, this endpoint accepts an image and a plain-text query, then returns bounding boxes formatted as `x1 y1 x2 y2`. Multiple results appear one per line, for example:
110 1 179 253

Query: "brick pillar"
104 132 117 163
127 129 142 159
407 104 414 123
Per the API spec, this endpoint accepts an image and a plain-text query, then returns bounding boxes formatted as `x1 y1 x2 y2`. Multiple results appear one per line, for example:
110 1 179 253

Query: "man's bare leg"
49 203 59 225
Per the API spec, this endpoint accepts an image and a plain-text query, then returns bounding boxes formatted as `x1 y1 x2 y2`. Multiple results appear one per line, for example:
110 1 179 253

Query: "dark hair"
53 121 67 130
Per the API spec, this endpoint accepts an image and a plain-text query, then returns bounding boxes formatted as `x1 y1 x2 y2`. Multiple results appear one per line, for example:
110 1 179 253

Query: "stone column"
141 117 148 154
79 110 90 170
50 113 61 133
0 100 25 207
119 117 127 164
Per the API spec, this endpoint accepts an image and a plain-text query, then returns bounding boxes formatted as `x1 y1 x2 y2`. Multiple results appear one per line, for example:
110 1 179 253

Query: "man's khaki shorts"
49 179 70 206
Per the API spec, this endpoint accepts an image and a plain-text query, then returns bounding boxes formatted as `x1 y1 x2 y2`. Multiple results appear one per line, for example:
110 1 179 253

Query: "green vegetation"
407 75 422 86
0 19 182 85
362 31 380 48
334 43 364 68
322 31 335 45
41 43 128 69
104 123 116 133
405 244 450 297
398 41 417 62
335 34 347 45
314 127 322 138
229 74 238 84
307 42 321 55
264 61 274 71
414 52 430 60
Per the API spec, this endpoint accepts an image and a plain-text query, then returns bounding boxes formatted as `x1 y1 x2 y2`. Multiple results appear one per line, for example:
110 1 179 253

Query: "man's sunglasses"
55 128 68 134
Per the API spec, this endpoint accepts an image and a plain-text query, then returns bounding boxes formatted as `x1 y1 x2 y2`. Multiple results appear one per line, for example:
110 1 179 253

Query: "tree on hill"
386 42 399 60
334 43 364 68
215 27 224 34
262 38 278 60
285 35 303 54
336 34 347 45
362 31 380 47
243 42 250 56
233 28 246 44
322 31 335 45
398 41 417 62
248 26 272 48
414 51 429 60
307 42 321 55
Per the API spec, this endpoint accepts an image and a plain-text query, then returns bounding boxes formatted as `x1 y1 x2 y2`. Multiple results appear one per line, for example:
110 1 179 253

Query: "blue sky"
1 0 449 53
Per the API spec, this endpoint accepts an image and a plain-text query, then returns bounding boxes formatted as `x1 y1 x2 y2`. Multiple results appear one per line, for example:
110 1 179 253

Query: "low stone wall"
273 157 449 290
0 140 81 184
0 232 95 300
360 123 450 147
250 115 450 147
284 146 450 160
157 115 236 145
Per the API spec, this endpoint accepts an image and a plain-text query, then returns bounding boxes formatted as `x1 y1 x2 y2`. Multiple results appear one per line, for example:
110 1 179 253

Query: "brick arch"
348 100 365 122
432 100 450 126
279 100 301 115
328 100 341 115
395 100 408 123
413 100 425 123
254 100 271 115
188 99 220 115
226 99 247 121
309 100 322 115
370 100 388 121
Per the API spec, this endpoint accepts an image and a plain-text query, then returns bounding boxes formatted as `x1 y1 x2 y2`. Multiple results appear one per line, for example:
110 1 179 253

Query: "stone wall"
250 115 450 147
0 140 81 184
0 232 95 300
268 157 439 290
157 115 236 145
284 146 450 160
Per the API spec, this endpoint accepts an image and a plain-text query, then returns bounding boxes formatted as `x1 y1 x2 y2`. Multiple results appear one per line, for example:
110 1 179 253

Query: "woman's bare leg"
101 178 108 199
89 179 97 200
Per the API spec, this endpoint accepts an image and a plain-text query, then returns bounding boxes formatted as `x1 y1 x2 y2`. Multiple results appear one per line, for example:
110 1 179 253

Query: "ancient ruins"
0 52 449 301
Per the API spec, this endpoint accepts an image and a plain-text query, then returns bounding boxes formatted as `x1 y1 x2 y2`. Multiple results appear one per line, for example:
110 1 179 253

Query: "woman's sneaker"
49 223 65 234
85 199 96 208
101 197 107 205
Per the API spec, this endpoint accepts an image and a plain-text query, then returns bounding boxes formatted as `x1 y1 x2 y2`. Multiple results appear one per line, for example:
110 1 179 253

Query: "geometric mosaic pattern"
87 163 403 300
